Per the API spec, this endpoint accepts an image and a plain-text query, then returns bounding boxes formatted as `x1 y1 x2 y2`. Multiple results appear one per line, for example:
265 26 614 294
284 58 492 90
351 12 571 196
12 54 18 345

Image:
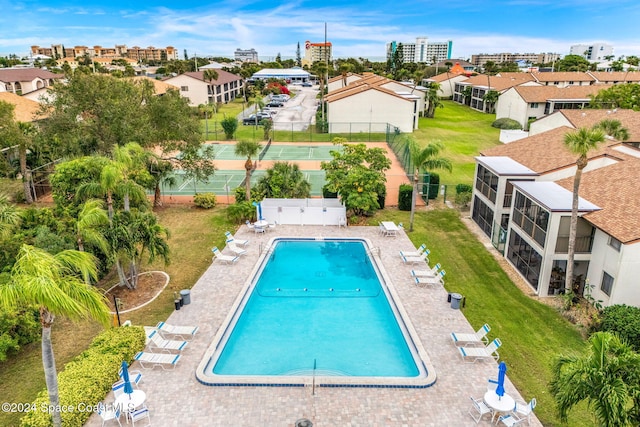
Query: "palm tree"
77 160 122 222
550 331 640 426
0 194 21 238
234 140 262 201
125 210 170 288
75 199 109 253
407 138 452 232
253 161 311 199
425 82 443 118
112 143 148 212
0 245 110 427
562 127 606 293
595 119 630 142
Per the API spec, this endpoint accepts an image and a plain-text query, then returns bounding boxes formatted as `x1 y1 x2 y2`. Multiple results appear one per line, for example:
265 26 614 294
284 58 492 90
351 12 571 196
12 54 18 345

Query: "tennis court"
162 170 327 197
205 143 341 161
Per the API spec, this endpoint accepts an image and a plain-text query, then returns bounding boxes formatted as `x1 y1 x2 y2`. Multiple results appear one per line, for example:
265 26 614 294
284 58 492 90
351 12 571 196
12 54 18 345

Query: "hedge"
398 184 413 211
20 326 146 427
193 192 217 209
597 304 640 352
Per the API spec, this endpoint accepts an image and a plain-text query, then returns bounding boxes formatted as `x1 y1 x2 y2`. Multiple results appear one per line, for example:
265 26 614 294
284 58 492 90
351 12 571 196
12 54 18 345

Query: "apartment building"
302 41 332 67
0 68 63 95
163 70 243 106
386 38 453 65
470 53 561 69
569 43 614 62
470 109 640 307
30 44 178 62
234 48 258 63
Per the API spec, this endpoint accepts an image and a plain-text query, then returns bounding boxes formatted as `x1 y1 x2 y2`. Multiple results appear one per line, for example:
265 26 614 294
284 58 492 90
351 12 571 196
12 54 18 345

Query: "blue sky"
2 0 639 61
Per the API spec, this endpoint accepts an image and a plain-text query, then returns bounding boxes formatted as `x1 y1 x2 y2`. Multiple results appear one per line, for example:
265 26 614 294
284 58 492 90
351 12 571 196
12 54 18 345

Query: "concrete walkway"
86 225 542 427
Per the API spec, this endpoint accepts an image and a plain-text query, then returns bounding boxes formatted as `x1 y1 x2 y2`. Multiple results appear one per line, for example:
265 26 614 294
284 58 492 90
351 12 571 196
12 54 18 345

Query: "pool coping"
195 236 437 388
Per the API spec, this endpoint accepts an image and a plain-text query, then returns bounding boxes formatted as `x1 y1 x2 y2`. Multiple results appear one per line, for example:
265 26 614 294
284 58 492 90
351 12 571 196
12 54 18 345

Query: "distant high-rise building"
470 52 561 68
30 44 178 62
569 43 614 62
302 41 332 67
234 48 259 63
386 37 452 65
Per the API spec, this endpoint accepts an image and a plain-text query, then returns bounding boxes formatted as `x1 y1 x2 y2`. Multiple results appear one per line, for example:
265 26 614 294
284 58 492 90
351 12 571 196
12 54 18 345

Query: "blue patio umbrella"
252 201 263 220
496 361 507 397
121 361 134 395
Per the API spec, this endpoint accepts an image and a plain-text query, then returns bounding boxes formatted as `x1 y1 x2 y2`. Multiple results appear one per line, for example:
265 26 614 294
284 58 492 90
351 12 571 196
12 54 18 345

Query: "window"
530 103 539 108
180 86 189 92
608 236 621 252
475 164 498 203
601 272 614 296
506 230 542 290
472 196 495 238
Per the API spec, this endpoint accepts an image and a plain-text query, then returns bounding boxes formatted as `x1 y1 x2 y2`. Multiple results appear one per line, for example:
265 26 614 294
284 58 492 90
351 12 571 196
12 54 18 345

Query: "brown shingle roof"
128 76 178 95
324 82 412 103
182 69 242 85
480 126 622 174
588 71 640 83
531 71 595 82
512 84 611 103
555 158 640 243
0 68 63 83
558 109 640 142
461 74 533 91
0 92 43 122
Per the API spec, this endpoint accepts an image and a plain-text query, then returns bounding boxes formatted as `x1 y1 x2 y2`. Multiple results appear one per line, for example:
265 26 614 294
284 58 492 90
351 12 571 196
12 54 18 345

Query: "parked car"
302 82 313 87
256 111 271 120
243 114 271 125
266 101 284 108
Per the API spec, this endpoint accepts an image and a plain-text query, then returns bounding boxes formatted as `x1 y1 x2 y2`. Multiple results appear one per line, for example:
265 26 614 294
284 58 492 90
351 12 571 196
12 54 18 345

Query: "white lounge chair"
147 329 188 352
410 263 442 278
155 322 198 340
225 241 247 256
458 338 502 363
401 251 429 265
212 246 239 264
414 270 446 286
399 243 427 258
134 351 181 370
451 323 491 346
224 231 249 247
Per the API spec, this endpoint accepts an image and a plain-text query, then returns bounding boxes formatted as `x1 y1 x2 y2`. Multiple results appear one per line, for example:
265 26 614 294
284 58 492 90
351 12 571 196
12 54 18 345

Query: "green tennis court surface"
205 144 342 161
161 170 327 196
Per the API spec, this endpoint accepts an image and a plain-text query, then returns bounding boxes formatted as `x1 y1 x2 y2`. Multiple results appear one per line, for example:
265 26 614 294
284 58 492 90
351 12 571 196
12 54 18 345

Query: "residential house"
325 82 418 133
530 71 595 87
588 71 640 85
327 73 364 92
423 71 470 99
453 74 535 113
495 85 611 130
471 114 640 307
529 108 640 138
163 70 243 106
0 68 63 95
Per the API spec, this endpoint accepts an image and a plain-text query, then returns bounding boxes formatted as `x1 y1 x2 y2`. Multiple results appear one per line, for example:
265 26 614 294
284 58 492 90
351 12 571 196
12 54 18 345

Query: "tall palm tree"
407 138 452 232
76 160 122 222
234 140 262 201
562 126 606 293
112 143 148 212
550 331 640 426
0 245 110 427
425 82 443 118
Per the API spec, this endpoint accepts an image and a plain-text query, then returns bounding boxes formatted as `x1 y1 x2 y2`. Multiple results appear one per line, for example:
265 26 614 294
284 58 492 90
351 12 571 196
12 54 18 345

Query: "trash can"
174 299 181 310
450 293 463 309
295 419 313 427
180 289 191 305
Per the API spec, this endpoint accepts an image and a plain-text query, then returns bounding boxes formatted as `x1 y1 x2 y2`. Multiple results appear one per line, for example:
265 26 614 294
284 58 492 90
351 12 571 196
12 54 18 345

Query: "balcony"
554 235 594 254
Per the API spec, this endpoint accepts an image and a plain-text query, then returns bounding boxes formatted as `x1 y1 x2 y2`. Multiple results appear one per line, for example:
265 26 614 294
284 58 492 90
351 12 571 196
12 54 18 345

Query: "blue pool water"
211 239 420 378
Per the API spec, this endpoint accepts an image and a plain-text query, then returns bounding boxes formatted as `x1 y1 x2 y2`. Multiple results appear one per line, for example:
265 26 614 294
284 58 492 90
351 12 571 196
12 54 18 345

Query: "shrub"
455 191 472 208
20 326 146 427
398 184 413 211
226 201 255 224
425 173 439 199
322 185 337 198
0 305 40 361
193 192 216 209
455 183 473 194
491 118 522 130
597 304 640 352
220 116 238 140
233 186 246 203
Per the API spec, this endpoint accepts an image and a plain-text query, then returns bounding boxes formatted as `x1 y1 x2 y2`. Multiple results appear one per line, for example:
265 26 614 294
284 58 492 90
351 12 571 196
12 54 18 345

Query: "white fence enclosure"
260 198 346 226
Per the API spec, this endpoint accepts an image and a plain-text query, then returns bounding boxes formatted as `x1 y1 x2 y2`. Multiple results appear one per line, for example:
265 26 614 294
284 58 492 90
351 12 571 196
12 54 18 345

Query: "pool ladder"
366 247 381 257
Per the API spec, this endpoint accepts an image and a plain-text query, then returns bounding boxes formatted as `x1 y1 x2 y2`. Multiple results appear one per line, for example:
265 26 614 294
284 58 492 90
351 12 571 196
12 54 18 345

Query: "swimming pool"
196 237 435 388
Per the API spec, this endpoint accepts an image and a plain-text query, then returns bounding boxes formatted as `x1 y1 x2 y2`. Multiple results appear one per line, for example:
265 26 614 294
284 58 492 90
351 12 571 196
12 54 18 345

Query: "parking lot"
237 85 319 131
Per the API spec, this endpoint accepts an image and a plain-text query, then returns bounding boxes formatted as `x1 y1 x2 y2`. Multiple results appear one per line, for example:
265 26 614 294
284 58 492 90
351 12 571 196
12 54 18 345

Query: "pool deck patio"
87 224 542 427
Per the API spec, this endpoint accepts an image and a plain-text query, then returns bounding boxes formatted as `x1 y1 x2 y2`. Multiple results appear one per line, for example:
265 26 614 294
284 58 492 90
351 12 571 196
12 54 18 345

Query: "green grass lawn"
369 208 592 426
